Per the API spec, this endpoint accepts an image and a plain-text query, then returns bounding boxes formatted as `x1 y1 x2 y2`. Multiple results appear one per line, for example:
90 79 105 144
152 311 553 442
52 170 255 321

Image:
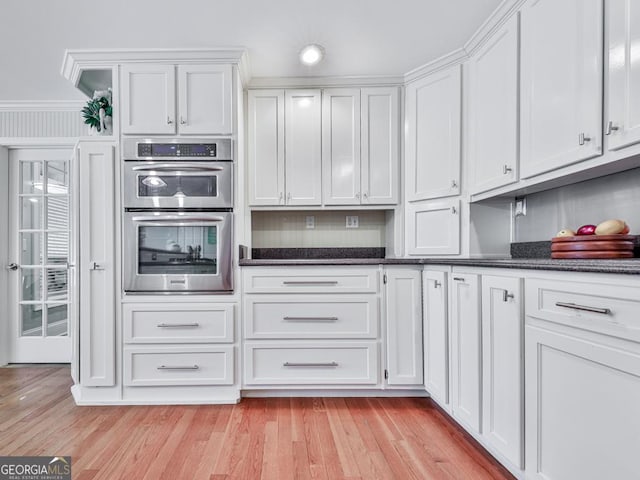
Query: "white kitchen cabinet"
525 324 640 479
384 267 423 386
607 0 640 151
322 88 361 205
361 87 399 205
481 275 523 469
405 64 461 201
450 273 481 434
247 89 285 205
78 141 116 387
520 0 603 179
121 63 232 135
468 14 519 195
285 89 322 205
423 268 449 408
406 199 460 255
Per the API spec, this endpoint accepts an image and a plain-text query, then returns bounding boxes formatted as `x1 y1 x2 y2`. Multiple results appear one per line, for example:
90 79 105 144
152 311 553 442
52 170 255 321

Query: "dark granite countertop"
239 257 640 274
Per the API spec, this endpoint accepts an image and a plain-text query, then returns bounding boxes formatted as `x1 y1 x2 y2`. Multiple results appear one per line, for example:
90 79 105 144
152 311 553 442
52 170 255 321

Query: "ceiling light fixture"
300 44 324 66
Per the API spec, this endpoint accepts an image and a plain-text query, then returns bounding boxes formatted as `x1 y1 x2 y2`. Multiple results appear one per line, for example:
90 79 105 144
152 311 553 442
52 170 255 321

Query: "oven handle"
131 215 226 223
131 164 225 172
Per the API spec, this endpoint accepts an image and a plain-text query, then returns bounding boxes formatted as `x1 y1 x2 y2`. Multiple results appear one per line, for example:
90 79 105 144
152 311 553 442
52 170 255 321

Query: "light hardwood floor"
0 366 514 479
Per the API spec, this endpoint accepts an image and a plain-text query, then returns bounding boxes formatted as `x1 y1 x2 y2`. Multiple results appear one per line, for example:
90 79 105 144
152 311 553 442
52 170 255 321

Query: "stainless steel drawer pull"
157 365 200 370
555 302 611 315
503 290 514 302
283 362 339 368
283 316 339 322
282 281 339 286
157 323 200 328
453 277 465 281
433 280 442 288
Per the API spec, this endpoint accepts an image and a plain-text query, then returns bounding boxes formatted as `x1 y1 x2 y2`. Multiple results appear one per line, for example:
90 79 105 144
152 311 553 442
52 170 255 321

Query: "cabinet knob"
503 165 513 175
363 192 368 199
605 121 620 136
287 192 291 202
180 116 187 125
433 280 442 288
502 290 515 302
451 206 457 214
167 117 173 125
356 192 360 200
451 180 458 189
578 133 591 145
278 192 283 204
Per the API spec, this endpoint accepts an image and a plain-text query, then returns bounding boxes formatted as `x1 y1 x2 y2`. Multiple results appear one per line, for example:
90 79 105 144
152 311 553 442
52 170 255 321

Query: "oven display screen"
138 143 217 157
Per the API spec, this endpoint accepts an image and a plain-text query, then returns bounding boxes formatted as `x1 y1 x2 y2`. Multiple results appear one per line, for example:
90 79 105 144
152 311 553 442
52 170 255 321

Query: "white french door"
8 148 72 363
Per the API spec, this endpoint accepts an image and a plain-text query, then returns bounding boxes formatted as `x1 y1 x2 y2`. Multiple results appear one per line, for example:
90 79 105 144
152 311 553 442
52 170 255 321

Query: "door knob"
6 263 18 271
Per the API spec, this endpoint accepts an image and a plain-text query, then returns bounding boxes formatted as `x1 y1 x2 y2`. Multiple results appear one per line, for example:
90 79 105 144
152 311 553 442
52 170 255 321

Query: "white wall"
515 168 640 242
0 146 9 365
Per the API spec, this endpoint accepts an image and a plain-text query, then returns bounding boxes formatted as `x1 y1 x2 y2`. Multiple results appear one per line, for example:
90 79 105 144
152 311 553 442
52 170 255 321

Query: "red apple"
621 223 630 235
576 224 597 235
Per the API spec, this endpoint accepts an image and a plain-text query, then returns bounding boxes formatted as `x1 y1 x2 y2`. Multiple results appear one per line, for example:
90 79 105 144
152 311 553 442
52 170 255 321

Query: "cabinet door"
322 89 361 205
361 87 399 205
607 0 640 151
482 275 523 469
121 64 176 134
525 323 640 480
178 64 232 135
385 268 423 386
423 269 449 407
248 90 285 206
520 0 603 178
285 90 322 205
469 15 519 195
405 64 461 201
406 199 460 256
78 142 115 386
450 273 481 434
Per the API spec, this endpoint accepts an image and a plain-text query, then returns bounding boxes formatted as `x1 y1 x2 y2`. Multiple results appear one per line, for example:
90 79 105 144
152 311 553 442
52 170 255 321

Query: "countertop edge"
238 258 640 274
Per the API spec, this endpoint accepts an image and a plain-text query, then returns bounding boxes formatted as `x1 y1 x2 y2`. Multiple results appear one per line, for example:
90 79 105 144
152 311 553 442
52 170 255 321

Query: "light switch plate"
346 215 359 228
515 196 527 217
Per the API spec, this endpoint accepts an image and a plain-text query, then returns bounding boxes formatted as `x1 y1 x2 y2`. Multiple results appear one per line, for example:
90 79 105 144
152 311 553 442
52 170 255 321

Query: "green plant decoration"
82 96 112 132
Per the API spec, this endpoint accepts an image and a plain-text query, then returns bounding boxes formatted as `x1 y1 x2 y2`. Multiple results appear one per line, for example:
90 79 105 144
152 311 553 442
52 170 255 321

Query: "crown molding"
249 74 404 89
404 48 469 84
0 101 84 112
464 0 526 56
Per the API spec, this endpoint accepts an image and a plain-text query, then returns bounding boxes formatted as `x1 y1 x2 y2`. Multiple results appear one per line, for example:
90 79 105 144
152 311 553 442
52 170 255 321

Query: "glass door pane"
18 159 70 338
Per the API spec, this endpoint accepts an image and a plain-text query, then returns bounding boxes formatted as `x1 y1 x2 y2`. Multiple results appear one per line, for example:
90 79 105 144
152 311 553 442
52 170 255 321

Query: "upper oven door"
123 161 233 209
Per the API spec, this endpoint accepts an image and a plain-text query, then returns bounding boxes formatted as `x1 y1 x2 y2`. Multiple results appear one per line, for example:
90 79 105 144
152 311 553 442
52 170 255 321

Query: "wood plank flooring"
0 366 514 479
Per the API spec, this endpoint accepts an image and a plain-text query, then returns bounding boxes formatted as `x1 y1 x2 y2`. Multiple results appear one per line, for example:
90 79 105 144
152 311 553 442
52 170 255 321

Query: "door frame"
1 140 76 364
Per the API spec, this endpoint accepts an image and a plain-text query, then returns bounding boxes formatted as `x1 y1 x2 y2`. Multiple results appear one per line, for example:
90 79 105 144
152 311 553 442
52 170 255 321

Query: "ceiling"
0 0 502 101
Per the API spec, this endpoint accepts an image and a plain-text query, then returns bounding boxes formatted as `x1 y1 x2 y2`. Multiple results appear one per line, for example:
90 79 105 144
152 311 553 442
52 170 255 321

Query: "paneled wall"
251 210 387 248
514 168 640 242
0 103 85 138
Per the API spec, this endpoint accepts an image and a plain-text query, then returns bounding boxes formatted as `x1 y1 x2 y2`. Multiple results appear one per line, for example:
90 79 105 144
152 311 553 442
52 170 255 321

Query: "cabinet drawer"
243 267 379 293
123 345 234 386
244 295 378 339
123 303 234 344
244 341 378 385
526 277 640 342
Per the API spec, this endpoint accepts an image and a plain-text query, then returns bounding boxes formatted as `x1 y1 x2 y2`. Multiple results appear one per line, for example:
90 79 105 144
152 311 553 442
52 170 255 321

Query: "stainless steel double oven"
123 138 233 293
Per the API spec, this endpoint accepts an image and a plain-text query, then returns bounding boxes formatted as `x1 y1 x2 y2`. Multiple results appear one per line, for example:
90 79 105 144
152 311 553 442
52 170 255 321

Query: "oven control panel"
137 143 217 158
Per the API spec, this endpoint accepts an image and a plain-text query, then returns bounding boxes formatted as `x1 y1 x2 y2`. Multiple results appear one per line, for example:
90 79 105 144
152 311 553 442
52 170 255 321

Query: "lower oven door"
124 211 232 293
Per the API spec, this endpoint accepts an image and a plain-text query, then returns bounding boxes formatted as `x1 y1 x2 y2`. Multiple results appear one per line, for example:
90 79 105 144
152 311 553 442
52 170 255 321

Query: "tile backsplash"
251 210 387 248
515 167 640 242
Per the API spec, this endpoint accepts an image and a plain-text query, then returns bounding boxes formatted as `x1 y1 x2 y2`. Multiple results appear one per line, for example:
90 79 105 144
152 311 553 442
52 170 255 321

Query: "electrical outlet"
515 196 527 217
305 215 315 229
346 215 359 228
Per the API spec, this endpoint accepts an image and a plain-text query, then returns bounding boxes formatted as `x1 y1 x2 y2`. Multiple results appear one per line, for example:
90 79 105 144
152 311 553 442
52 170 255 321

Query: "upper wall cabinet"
520 0 603 179
247 89 322 206
323 87 399 206
468 14 519 195
405 64 461 201
121 64 232 135
607 0 640 151
248 87 398 207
